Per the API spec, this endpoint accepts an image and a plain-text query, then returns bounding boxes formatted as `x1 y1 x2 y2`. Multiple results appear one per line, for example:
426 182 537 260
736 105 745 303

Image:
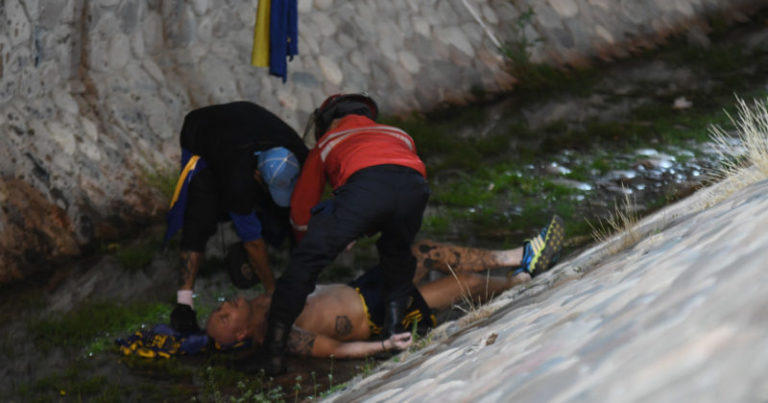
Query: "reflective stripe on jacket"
289 115 426 237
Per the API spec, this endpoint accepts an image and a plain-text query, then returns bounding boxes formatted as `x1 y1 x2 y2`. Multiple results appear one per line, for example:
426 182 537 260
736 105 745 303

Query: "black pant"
180 167 289 252
269 165 430 326
180 167 220 252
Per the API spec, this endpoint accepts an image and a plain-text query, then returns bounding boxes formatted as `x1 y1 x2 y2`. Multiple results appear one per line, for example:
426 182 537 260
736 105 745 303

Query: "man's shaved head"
206 295 271 346
206 297 252 345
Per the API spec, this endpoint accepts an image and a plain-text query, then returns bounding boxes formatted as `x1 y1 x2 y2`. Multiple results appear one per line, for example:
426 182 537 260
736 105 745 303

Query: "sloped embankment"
327 172 768 401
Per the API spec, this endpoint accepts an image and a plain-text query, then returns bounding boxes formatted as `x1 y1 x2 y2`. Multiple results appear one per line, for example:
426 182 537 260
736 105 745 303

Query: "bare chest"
295 286 371 341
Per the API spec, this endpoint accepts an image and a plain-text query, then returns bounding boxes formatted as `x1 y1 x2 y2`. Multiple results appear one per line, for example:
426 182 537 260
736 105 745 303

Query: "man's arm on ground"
285 326 413 359
242 238 275 294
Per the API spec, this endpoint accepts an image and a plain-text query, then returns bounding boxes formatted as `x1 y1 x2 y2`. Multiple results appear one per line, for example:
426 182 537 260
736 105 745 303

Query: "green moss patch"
29 301 171 352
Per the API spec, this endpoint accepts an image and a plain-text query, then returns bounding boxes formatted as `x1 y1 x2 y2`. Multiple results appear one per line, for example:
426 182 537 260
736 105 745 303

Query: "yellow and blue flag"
251 0 271 67
252 0 298 82
162 149 207 247
269 0 298 82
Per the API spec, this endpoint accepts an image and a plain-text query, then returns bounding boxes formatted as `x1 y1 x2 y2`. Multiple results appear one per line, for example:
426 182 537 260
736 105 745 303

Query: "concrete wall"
0 0 763 281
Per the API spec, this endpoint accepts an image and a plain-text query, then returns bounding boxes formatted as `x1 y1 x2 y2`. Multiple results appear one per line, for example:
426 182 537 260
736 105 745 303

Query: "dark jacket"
179 101 308 215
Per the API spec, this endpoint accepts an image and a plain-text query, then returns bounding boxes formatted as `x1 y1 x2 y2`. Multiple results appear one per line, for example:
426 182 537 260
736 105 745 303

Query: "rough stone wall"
0 0 763 281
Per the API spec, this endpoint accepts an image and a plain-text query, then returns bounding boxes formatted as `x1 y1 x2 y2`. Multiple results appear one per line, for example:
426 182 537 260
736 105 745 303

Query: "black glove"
170 303 201 334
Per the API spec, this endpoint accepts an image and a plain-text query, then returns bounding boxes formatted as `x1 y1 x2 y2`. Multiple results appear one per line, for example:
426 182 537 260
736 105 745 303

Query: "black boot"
231 320 290 376
382 295 411 338
263 320 290 376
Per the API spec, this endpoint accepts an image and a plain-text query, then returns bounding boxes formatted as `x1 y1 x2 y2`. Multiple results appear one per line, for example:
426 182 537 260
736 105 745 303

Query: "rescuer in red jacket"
258 94 430 374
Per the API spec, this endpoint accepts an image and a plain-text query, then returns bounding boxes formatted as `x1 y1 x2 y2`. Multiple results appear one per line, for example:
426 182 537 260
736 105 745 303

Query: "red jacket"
290 115 426 238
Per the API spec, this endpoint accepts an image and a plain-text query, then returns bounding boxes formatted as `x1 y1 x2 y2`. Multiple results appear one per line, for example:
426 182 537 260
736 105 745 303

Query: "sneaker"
514 215 565 275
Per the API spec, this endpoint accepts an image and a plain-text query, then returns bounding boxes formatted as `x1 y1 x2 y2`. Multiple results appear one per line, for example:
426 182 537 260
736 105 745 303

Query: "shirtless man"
206 216 565 359
206 267 532 358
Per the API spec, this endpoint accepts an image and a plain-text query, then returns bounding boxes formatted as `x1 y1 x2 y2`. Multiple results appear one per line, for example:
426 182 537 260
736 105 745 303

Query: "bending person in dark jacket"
167 102 308 334
257 93 430 374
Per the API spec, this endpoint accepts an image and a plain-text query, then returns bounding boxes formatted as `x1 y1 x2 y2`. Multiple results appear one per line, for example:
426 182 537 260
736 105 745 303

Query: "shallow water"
410 19 768 250
3 16 768 402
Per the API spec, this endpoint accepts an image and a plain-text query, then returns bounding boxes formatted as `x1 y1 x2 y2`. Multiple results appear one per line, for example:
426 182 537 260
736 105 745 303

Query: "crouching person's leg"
378 174 430 338
260 201 369 374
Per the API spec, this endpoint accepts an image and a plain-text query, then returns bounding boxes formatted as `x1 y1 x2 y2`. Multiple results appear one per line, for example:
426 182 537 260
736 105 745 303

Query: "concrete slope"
327 176 768 402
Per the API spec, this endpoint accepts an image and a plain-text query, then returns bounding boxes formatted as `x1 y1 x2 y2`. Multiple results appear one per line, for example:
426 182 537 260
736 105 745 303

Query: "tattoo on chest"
334 315 353 337
286 326 316 356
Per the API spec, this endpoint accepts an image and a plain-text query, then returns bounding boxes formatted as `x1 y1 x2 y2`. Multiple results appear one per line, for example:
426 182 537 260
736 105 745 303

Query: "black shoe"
231 320 290 376
263 320 291 376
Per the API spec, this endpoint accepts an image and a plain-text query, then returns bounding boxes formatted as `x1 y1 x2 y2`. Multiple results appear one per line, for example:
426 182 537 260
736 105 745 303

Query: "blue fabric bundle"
269 0 298 82
115 324 210 358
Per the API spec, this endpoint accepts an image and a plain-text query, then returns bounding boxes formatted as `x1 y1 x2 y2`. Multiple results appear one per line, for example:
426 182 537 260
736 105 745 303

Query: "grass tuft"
705 97 768 206
141 163 178 204
587 187 641 251
710 97 768 177
445 264 479 314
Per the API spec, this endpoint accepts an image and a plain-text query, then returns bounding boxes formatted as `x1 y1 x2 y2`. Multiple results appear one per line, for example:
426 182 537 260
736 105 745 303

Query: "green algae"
379 19 768 252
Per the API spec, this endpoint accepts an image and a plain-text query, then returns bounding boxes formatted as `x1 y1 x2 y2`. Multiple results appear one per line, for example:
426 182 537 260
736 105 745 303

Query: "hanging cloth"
162 149 207 248
251 0 271 67
269 0 298 82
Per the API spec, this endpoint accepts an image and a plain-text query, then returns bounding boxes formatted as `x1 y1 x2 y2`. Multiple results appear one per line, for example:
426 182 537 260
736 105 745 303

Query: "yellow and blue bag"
115 324 210 359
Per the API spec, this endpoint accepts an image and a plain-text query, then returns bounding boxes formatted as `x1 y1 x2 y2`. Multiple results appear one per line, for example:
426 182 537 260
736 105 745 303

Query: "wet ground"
2 14 768 403
395 14 768 252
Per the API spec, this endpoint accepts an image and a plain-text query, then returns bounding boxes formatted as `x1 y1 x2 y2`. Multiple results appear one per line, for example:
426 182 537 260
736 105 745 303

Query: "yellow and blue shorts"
348 265 436 336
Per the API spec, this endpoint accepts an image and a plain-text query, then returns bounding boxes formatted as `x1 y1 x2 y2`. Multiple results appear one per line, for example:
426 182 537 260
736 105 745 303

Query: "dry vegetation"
704 97 768 205
401 97 768 365
588 97 768 249
586 187 641 252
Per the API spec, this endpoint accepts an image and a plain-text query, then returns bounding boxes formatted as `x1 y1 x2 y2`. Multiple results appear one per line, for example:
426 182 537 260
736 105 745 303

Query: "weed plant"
141 163 178 203
705 97 768 204
586 187 641 251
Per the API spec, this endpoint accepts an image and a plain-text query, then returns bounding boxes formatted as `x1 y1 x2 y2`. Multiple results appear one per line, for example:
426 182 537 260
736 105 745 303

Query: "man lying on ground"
206 216 565 359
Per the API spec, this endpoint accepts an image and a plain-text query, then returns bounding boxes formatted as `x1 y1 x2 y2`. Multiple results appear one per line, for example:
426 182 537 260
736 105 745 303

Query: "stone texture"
5 0 32 47
398 50 421 74
318 55 343 85
549 0 580 17
436 26 475 56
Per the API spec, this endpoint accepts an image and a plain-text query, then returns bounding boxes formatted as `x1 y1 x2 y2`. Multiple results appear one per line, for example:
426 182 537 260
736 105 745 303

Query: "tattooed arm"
242 239 275 294
286 325 414 358
178 250 203 290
